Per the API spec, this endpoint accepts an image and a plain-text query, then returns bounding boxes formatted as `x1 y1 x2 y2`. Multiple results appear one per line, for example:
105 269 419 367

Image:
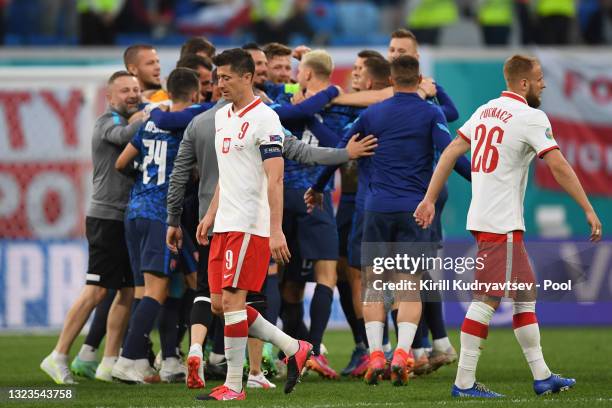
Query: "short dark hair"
242 42 263 52
108 70 136 85
263 42 292 60
167 67 200 102
391 28 418 44
212 48 255 76
358 49 384 60
504 54 539 83
176 54 213 72
390 55 420 87
180 37 216 59
363 57 391 86
123 44 155 68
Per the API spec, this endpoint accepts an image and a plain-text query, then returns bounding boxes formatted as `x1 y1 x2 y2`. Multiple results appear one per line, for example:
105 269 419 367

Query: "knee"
211 300 223 316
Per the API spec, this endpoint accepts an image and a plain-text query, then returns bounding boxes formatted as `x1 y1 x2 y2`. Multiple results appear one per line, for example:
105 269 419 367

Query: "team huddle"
39 29 602 401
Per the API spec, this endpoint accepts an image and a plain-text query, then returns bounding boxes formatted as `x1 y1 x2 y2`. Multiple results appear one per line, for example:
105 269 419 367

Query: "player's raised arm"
414 135 470 228
263 155 291 264
542 149 602 241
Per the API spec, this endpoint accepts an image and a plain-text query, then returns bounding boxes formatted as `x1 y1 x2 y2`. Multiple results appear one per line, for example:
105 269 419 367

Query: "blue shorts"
362 211 434 271
336 194 355 258
283 188 338 261
347 208 364 269
125 218 189 286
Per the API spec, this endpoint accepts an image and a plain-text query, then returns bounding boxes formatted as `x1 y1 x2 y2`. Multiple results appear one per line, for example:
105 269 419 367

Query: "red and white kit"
458 91 559 297
208 97 285 294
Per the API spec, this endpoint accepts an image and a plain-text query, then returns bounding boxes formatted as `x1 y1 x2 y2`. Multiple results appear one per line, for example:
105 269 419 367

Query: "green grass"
1 328 611 407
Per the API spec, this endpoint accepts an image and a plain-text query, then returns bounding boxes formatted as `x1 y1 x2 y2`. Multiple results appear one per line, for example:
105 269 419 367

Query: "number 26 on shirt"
471 124 504 173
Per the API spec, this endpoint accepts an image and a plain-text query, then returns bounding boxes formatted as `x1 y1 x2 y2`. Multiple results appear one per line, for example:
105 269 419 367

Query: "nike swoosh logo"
223 274 232 279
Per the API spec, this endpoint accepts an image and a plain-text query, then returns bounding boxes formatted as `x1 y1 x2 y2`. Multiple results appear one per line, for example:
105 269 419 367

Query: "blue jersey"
349 92 470 213
126 115 186 222
283 103 361 190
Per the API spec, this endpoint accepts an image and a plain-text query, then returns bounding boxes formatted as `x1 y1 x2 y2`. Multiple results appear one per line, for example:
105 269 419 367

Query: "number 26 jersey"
458 91 559 234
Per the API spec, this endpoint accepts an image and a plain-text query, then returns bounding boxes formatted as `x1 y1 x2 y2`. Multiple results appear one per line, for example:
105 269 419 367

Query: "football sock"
455 301 495 389
159 297 181 359
189 343 202 358
190 295 213 328
356 318 369 348
382 315 390 345
513 302 551 381
309 284 334 355
246 305 299 356
264 274 282 325
365 321 384 354
77 344 97 362
337 280 362 345
423 298 448 340
224 310 248 393
177 288 196 347
413 348 426 360
279 301 302 338
390 309 399 341
121 297 141 349
397 322 418 352
433 336 452 351
84 290 114 350
212 318 225 356
411 318 426 348
122 296 161 360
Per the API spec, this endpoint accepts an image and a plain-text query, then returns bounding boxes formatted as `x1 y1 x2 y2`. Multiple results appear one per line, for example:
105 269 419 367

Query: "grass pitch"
1 327 611 407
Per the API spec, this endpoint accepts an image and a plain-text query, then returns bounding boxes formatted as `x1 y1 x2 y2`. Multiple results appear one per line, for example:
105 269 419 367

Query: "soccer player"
40 71 143 384
123 44 167 103
180 36 216 59
414 54 602 397
264 42 293 85
192 48 313 401
176 54 214 101
111 68 202 384
336 55 471 387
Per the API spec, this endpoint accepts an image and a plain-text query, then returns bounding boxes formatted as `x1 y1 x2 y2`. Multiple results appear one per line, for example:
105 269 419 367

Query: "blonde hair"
302 50 334 79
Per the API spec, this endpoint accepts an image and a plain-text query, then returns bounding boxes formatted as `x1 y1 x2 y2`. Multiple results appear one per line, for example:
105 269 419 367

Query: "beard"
526 89 541 108
143 79 162 91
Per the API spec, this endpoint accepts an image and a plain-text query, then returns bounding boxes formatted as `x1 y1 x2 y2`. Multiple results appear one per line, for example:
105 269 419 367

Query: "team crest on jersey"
222 138 231 153
545 127 554 140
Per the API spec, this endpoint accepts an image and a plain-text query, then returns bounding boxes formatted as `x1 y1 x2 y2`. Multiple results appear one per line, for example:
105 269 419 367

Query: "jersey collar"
501 91 527 105
228 97 262 118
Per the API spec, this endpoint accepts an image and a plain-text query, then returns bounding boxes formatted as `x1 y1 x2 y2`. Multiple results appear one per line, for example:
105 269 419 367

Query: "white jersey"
458 91 559 234
213 97 284 236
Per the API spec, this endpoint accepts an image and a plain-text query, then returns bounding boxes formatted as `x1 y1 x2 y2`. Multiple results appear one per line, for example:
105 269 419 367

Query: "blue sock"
212 317 225 356
264 274 281 325
159 297 181 359
356 318 368 348
84 290 115 348
391 309 399 342
337 280 361 345
121 297 141 350
382 314 389 345
309 284 334 355
176 289 196 349
423 299 448 340
411 317 426 349
122 297 161 360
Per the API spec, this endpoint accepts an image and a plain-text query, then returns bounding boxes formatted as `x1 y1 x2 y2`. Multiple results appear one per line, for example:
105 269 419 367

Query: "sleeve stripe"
457 130 470 143
538 145 559 159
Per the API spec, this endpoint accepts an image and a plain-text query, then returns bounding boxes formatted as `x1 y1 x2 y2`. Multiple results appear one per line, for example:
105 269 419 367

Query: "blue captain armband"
259 144 282 160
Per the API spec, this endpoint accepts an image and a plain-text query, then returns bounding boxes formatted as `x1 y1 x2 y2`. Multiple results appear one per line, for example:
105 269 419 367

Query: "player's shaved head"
167 67 200 103
363 57 391 88
390 55 421 88
301 50 334 80
503 54 539 84
123 44 155 68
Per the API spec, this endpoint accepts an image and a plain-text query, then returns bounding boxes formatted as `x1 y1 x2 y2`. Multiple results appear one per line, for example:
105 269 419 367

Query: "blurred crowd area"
2 0 612 47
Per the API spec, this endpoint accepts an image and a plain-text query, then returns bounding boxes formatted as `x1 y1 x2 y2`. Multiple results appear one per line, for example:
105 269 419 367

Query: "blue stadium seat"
335 1 381 42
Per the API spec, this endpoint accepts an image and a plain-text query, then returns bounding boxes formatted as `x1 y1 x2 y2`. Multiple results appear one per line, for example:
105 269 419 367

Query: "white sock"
454 302 495 390
413 348 426 360
189 343 203 357
382 342 392 353
224 310 248 393
209 352 225 365
51 351 68 363
100 356 117 368
512 302 551 381
365 321 384 354
433 337 452 352
247 311 299 356
397 322 418 353
78 344 97 362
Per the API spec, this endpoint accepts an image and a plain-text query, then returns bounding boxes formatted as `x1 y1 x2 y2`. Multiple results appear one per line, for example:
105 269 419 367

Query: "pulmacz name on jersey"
144 120 171 134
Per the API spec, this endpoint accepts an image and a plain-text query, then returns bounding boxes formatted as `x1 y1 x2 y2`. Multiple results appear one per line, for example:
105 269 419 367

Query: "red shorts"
471 230 535 299
208 232 270 294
